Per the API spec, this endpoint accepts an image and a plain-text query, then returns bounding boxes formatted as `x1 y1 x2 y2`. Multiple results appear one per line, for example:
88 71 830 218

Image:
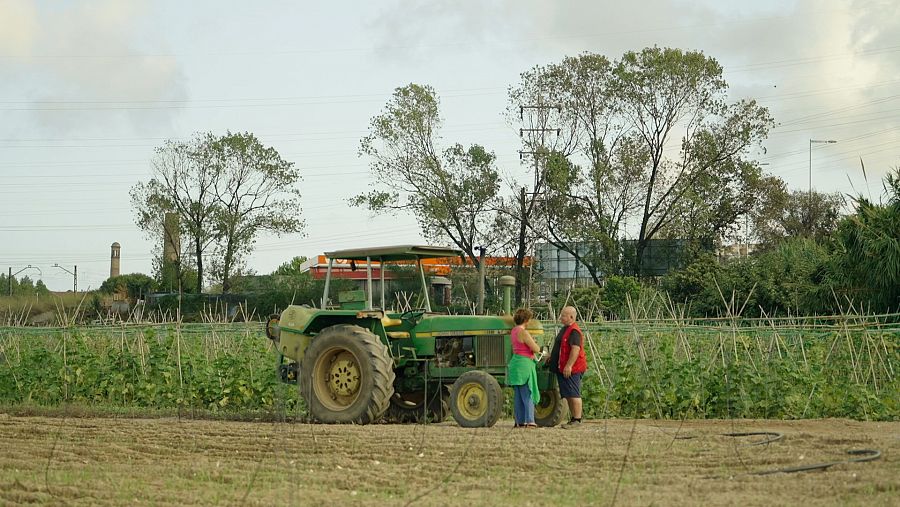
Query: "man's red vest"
558 322 587 374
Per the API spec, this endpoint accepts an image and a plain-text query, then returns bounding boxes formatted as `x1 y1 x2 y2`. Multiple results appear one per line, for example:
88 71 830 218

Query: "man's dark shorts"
556 372 583 398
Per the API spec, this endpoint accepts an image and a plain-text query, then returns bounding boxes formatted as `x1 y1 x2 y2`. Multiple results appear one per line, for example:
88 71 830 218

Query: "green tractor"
265 245 567 427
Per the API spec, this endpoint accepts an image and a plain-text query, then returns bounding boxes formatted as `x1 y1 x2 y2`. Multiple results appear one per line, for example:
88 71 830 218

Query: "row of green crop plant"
0 323 300 414
574 315 899 421
1 317 896 421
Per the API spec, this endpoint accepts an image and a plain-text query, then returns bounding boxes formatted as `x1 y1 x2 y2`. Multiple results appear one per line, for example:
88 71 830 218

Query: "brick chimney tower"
110 242 121 278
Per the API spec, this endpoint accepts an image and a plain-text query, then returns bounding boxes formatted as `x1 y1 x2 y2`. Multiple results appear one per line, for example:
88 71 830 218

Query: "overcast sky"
1 0 898 291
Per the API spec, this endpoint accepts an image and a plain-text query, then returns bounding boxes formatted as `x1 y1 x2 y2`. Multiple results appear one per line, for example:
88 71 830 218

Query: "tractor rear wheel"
535 388 567 427
300 324 395 424
449 371 503 428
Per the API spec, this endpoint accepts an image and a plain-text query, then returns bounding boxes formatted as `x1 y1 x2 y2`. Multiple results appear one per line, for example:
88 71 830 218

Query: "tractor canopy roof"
324 245 462 262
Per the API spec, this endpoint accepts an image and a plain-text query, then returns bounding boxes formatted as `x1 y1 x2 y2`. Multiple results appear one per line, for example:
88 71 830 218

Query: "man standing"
549 306 587 428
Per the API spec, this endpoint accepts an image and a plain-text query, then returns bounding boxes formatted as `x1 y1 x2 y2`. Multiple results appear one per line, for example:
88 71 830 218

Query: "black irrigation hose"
672 430 886 478
719 432 884 475
672 431 785 446
722 431 785 446
750 449 882 475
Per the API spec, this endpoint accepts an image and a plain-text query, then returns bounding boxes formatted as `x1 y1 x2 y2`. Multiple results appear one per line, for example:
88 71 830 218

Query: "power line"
0 89 505 113
0 87 504 106
751 79 900 102
0 8 849 62
726 45 900 73
0 39 898 116
776 95 900 127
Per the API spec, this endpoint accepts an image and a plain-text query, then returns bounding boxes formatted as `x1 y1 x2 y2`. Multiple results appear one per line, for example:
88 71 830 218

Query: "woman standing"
507 308 541 428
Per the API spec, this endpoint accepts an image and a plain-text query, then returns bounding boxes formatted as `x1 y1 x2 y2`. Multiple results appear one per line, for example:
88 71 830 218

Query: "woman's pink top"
511 326 535 358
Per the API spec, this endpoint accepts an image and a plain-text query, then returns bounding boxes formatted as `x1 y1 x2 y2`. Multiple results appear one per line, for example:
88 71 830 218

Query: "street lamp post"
53 264 77 292
8 265 41 296
809 139 838 195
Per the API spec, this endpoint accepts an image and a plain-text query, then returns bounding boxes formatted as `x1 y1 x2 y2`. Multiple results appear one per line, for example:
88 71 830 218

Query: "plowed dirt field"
0 415 897 506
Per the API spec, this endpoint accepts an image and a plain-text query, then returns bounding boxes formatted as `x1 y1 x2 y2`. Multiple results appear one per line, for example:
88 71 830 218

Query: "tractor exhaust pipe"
499 275 516 315
476 246 486 315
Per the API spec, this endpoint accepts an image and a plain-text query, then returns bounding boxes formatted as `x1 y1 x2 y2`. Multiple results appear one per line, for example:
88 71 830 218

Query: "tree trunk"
222 250 232 294
221 233 236 294
634 237 647 277
194 235 204 294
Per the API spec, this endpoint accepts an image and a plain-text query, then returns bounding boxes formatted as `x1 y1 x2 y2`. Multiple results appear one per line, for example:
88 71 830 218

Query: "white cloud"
2 0 187 135
0 0 37 57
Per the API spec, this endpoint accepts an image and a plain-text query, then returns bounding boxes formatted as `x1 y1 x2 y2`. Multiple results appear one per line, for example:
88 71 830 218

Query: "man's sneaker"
561 419 582 429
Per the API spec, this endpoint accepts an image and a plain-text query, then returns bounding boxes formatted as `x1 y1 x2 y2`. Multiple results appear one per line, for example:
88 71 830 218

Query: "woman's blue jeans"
513 384 535 425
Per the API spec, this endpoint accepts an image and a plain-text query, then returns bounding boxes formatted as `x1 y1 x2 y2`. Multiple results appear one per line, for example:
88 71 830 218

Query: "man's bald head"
559 306 577 325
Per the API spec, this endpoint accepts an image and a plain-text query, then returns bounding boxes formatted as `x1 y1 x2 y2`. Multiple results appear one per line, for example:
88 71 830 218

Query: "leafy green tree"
100 274 158 300
616 48 773 274
132 132 303 294
131 137 219 292
153 261 199 294
1 274 47 297
540 150 620 285
204 132 304 293
600 276 642 315
354 84 503 271
509 54 642 281
16 276 35 296
751 178 844 248
34 280 50 296
828 167 900 312
547 275 644 321
661 239 832 317
659 253 722 313
509 48 773 279
272 256 308 276
751 239 832 315
660 159 766 248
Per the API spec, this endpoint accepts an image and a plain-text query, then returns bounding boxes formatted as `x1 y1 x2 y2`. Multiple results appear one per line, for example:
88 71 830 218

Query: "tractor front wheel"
300 324 395 424
449 371 503 428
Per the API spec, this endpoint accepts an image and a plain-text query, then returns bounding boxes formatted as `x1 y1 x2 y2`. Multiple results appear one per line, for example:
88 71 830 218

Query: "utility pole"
517 103 560 307
53 264 77 292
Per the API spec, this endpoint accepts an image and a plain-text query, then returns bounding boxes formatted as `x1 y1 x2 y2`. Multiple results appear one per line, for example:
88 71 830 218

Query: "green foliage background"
0 324 298 414
660 239 836 318
1 320 896 421
575 319 899 421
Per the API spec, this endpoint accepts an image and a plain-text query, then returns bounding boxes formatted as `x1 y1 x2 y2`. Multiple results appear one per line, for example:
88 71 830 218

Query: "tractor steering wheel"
399 310 424 322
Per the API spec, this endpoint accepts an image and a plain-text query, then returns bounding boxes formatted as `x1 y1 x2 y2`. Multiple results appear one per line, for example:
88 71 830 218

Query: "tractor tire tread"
301 324 395 424
449 370 503 428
